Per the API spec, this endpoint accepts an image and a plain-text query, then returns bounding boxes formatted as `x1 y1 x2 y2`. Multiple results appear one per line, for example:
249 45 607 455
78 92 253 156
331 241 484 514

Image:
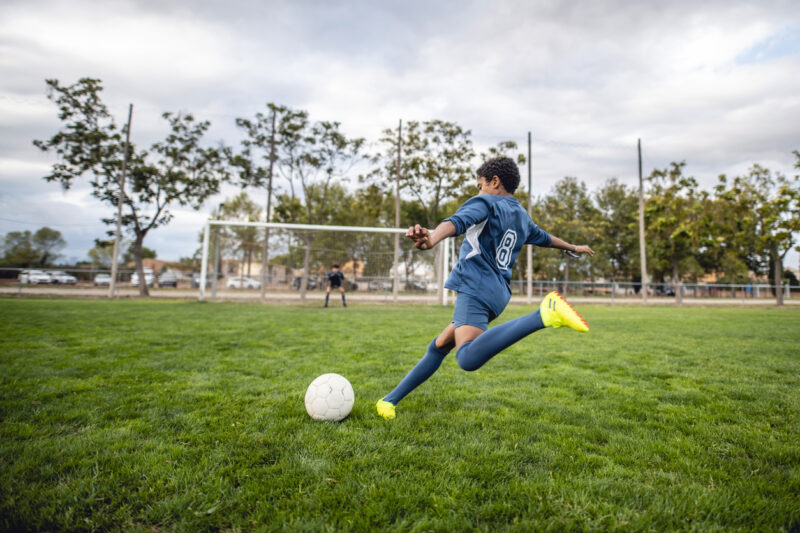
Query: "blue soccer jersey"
443 194 551 316
328 271 344 287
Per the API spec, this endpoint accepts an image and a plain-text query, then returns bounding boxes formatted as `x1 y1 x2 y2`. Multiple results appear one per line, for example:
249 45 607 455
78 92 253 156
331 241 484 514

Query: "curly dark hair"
476 156 520 194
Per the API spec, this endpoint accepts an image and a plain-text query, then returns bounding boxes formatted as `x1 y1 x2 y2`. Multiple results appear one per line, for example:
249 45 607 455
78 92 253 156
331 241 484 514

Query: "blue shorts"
452 292 497 331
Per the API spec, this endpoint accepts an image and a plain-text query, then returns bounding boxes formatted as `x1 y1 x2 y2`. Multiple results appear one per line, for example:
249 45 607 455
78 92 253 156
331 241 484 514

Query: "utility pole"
109 103 133 299
526 131 533 304
638 138 648 305
260 109 277 302
392 119 402 303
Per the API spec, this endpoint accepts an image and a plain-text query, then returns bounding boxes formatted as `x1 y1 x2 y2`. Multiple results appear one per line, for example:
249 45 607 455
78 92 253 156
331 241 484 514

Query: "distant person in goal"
376 156 595 420
324 264 346 308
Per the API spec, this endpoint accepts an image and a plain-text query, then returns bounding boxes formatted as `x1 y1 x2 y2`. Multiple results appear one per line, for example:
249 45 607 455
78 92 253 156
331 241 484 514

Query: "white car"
131 268 155 287
94 273 111 286
18 269 52 284
226 277 261 289
47 270 77 284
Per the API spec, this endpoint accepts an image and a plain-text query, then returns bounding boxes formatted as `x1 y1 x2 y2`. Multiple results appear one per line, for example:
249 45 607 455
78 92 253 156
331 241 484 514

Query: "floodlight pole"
638 138 648 305
526 131 533 304
261 109 276 302
392 119 402 303
109 103 133 299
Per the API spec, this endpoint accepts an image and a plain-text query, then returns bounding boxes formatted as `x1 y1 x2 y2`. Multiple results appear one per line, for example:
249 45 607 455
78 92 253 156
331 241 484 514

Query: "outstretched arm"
548 235 595 256
406 221 457 250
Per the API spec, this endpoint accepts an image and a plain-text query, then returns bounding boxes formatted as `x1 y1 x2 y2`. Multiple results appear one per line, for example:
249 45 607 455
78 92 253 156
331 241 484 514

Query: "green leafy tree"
271 112 365 301
88 239 116 268
232 103 297 293
370 120 475 229
34 78 228 296
122 243 156 264
32 227 66 266
593 178 638 281
1 227 66 267
645 161 704 303
1 231 39 267
537 177 599 294
220 193 263 282
714 160 800 305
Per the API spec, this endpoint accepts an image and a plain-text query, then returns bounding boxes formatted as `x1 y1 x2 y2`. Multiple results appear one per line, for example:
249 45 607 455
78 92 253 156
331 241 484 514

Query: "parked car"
18 269 51 284
131 268 155 287
292 276 317 290
94 273 111 286
47 270 77 284
655 285 676 296
158 271 178 287
368 280 394 291
404 280 427 292
191 272 222 288
227 277 261 289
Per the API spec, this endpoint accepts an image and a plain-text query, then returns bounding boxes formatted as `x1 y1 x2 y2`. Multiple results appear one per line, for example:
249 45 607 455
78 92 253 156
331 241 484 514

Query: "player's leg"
324 285 331 307
339 286 346 307
454 291 588 372
376 323 456 420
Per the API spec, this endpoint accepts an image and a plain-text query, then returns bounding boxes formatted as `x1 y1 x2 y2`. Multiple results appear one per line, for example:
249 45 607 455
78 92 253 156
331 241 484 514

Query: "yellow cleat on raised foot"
376 399 396 420
539 291 589 332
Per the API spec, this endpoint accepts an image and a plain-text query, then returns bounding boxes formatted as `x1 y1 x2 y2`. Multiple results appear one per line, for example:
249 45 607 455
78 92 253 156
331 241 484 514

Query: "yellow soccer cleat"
376 399 396 420
539 291 589 332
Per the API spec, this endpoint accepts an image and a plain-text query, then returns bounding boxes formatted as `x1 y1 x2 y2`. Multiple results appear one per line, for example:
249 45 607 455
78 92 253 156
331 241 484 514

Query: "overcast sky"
1 0 799 268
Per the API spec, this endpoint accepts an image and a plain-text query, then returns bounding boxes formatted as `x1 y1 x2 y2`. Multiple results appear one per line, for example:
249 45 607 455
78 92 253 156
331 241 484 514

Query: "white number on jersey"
495 229 517 270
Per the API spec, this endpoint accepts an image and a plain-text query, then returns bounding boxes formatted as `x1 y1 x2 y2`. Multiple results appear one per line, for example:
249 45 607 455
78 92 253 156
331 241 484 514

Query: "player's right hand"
406 224 427 241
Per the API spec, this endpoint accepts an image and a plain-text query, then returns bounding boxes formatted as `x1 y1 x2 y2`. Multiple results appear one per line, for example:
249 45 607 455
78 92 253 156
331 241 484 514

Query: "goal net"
199 221 457 304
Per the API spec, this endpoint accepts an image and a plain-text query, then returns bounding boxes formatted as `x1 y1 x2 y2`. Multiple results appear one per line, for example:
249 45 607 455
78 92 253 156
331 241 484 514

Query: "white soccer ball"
304 373 354 421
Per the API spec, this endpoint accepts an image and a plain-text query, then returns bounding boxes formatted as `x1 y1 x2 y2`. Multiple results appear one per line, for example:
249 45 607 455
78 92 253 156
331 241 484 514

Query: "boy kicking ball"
376 156 594 420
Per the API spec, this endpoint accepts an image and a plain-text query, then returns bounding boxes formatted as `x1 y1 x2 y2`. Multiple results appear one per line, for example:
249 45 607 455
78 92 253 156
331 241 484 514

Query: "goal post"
198 220 453 304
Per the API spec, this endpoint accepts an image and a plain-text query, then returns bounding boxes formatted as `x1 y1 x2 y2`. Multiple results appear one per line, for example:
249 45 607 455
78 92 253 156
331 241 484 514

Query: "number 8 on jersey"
495 229 517 270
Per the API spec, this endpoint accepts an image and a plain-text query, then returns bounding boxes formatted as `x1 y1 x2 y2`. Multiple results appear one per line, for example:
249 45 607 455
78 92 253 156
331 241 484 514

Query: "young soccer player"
376 156 594 420
324 264 346 308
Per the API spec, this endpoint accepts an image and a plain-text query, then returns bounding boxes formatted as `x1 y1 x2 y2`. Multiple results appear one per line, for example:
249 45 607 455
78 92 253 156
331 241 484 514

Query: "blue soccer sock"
324 294 329 307
456 309 545 372
383 337 455 405
341 293 346 307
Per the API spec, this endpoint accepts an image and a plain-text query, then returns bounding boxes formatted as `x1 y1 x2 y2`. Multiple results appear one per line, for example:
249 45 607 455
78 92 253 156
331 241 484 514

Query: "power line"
0 216 100 227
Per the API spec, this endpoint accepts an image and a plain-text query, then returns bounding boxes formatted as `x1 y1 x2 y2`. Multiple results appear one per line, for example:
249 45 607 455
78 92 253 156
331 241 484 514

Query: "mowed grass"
1 299 799 532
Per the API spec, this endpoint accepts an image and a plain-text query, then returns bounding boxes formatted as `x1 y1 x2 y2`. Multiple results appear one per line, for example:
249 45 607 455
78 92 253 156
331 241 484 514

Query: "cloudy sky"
1 0 799 267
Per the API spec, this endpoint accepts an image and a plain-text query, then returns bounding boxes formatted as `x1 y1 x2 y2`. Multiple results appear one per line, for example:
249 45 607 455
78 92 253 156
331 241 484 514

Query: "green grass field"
1 299 799 532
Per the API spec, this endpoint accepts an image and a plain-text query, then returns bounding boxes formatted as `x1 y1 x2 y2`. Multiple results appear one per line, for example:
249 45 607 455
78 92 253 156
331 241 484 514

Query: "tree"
537 177 599 294
233 103 294 294
645 161 704 303
122 243 156 264
271 112 365 302
0 227 66 267
219 192 263 283
34 78 228 296
370 120 475 229
88 239 116 268
1 231 38 267
31 227 66 266
593 179 638 281
715 160 800 305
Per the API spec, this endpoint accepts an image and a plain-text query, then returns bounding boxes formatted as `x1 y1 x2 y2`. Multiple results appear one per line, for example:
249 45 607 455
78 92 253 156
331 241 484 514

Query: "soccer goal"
198 220 456 305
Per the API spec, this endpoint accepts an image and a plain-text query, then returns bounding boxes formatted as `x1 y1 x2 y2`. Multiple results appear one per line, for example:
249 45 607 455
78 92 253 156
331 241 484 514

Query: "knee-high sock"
456 310 545 372
341 293 346 306
383 338 455 405
324 294 329 307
